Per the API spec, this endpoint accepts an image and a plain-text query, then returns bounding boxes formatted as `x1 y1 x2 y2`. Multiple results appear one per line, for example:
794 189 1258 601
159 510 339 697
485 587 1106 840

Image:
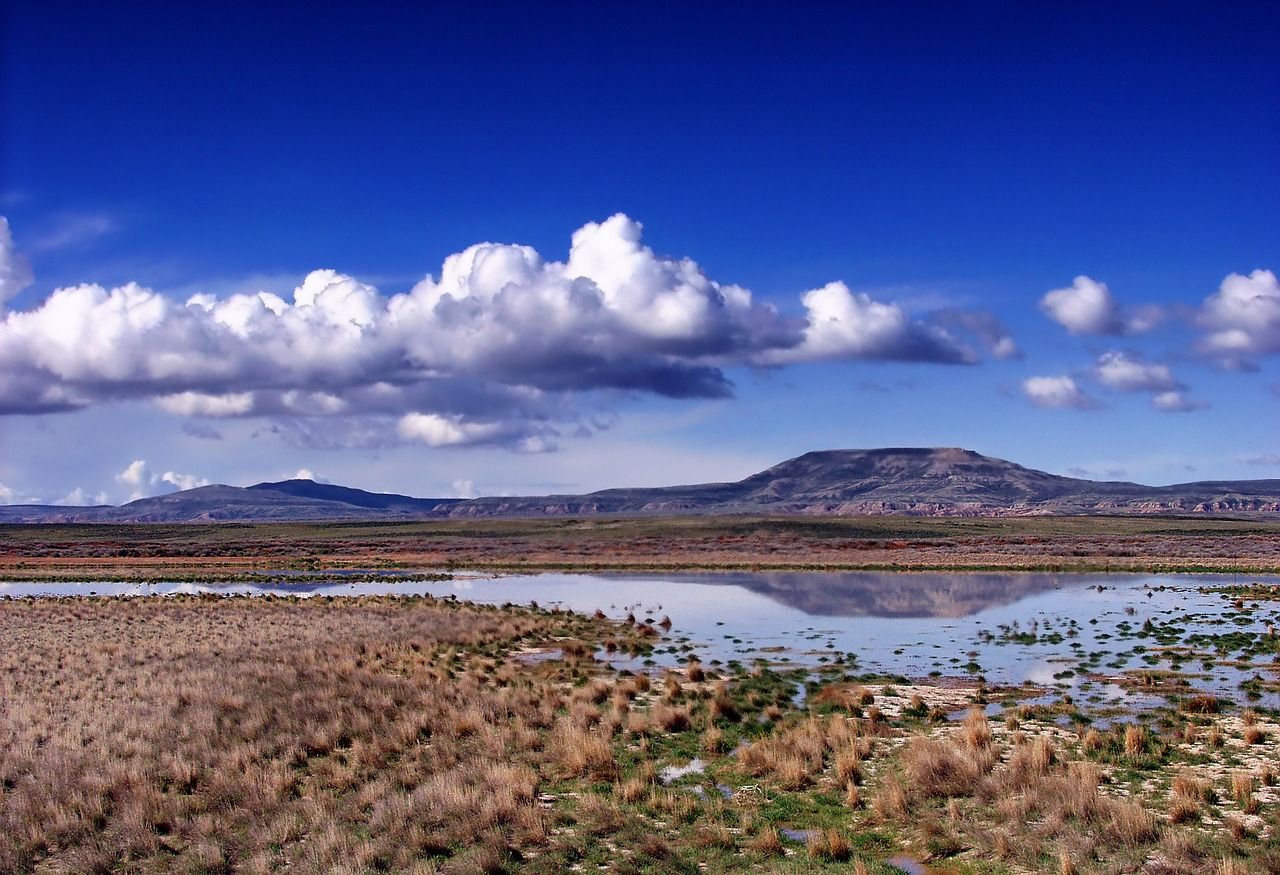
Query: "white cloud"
1196 269 1280 361
0 482 40 505
157 392 255 416
1151 391 1205 413
294 468 316 481
1039 276 1163 337
55 487 108 506
0 213 1003 450
1090 351 1204 412
114 458 208 498
160 470 210 491
396 413 508 447
115 457 149 498
1021 375 1097 410
933 309 1021 359
1039 277 1123 335
116 459 149 491
0 217 35 308
27 213 115 253
758 282 975 365
1093 351 1180 393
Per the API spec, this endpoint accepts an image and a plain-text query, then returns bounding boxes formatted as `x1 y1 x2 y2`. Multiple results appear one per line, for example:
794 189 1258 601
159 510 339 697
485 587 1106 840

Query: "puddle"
778 827 815 842
658 758 705 784
887 856 928 875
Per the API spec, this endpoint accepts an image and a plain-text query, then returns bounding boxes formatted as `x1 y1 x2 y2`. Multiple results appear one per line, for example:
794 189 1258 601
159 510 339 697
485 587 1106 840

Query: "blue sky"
1 1 1277 505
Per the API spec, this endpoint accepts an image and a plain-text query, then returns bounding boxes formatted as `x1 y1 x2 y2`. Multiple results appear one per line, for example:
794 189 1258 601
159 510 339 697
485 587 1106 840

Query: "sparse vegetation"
3 520 1280 873
4 513 1280 580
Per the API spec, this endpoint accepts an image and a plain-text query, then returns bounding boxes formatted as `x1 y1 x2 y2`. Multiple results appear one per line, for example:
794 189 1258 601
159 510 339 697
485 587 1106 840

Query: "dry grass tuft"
1231 771 1258 814
960 707 993 749
902 735 996 799
1007 734 1056 787
872 775 909 820
1182 693 1221 714
806 827 851 861
1082 727 1105 754
748 826 783 856
1124 723 1149 757
651 703 692 733
1218 857 1253 875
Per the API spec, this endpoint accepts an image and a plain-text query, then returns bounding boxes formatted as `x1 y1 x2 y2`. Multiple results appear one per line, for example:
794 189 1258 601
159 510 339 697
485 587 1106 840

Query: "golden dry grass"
3 590 1277 875
0 595 644 874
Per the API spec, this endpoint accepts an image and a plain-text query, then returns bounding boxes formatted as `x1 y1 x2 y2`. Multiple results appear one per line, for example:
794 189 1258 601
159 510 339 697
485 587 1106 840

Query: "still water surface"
4 571 1277 711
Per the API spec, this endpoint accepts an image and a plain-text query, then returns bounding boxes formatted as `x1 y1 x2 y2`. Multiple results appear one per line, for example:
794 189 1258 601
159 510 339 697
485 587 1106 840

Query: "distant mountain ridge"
4 448 1280 522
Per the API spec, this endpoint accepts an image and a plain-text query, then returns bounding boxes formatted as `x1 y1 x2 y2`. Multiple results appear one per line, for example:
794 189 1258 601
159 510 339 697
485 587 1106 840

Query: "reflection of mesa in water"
673 572 1109 619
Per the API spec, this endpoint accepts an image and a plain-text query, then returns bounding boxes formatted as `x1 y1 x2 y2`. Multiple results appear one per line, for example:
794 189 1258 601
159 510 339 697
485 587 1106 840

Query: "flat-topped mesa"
731 448 1095 507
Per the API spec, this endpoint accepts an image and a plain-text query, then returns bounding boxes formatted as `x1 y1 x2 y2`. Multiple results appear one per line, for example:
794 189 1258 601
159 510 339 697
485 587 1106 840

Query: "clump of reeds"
1168 770 1213 824
748 826 783 856
960 707 993 749
1006 734 1056 788
872 775 909 820
1124 724 1149 757
1231 771 1258 814
651 703 692 733
1183 693 1220 714
902 734 996 799
806 827 851 861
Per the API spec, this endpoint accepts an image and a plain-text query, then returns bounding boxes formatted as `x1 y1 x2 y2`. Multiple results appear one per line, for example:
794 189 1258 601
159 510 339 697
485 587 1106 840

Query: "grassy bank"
2 596 1276 874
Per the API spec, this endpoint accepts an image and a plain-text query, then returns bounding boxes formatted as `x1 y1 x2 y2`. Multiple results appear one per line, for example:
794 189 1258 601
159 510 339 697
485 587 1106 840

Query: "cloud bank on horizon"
0 213 1021 452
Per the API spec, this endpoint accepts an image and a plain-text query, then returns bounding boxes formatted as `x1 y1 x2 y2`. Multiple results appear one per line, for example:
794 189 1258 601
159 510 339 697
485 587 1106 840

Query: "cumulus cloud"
114 459 208 500
1093 351 1180 393
397 413 508 448
756 282 975 365
116 459 148 486
161 470 210 491
450 479 477 498
1090 351 1205 412
55 488 109 506
1039 276 1162 336
1195 269 1280 363
0 213 1004 450
1021 375 1098 410
1151 391 1205 413
932 309 1021 360
0 482 40 505
1040 277 1123 335
0 217 35 308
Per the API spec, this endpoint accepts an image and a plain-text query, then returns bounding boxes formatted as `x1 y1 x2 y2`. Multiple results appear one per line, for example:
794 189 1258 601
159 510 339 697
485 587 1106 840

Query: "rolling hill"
3 448 1279 522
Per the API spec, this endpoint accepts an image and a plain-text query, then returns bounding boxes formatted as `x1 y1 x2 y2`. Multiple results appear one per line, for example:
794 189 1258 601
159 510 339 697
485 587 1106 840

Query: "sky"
1 1 1277 506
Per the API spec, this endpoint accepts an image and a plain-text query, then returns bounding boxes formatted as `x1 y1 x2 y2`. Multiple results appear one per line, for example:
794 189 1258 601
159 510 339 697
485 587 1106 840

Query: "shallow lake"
5 570 1278 713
